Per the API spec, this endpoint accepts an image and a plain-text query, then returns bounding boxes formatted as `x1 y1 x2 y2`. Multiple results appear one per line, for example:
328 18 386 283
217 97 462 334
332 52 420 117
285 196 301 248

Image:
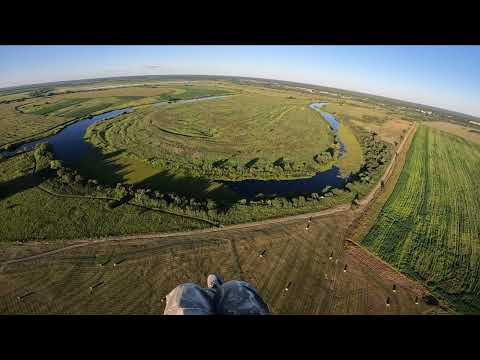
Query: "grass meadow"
85 88 351 181
0 152 208 242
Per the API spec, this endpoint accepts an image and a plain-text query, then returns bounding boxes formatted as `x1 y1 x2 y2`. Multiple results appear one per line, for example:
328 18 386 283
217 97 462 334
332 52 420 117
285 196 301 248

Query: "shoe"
207 274 225 289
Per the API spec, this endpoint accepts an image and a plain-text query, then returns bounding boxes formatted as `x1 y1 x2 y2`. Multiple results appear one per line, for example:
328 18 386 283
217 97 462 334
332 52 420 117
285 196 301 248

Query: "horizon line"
1 73 478 119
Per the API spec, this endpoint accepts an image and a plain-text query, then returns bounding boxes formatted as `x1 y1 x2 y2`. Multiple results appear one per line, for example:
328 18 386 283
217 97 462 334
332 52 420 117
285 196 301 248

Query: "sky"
0 45 479 116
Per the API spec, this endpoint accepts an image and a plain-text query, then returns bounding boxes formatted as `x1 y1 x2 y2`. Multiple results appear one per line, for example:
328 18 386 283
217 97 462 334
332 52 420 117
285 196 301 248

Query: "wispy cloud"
143 64 186 74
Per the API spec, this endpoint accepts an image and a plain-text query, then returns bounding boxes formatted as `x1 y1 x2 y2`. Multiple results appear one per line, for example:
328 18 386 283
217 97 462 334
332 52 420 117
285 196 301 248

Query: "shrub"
61 174 74 184
50 160 63 170
423 294 439 306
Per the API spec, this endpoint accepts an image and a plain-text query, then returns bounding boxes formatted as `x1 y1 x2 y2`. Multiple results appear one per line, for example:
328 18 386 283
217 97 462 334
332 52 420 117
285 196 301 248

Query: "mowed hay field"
0 103 69 147
362 125 480 313
424 121 480 145
0 213 442 314
18 84 232 118
323 100 394 127
0 83 232 147
86 89 362 180
0 91 33 103
323 100 413 144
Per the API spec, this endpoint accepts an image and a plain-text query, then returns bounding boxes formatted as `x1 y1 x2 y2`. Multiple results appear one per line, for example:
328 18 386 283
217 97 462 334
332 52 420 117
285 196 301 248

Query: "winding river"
2 96 233 163
223 103 349 198
3 108 134 163
2 99 350 198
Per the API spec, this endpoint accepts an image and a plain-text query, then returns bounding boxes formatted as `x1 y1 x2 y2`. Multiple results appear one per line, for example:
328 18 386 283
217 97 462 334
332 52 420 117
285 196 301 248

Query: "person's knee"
164 283 215 315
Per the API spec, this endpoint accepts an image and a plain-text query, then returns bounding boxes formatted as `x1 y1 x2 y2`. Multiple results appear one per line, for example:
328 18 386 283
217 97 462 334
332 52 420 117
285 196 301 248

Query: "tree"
74 174 84 183
114 183 128 200
61 174 74 184
206 199 216 210
50 160 63 170
34 143 51 158
273 157 286 170
423 294 439 306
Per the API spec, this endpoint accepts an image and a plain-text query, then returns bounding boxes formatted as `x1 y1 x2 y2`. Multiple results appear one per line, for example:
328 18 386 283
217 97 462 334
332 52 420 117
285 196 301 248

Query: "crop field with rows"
362 125 480 313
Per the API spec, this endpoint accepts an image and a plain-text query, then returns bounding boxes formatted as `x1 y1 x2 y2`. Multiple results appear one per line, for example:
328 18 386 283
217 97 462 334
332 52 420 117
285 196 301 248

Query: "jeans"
164 280 270 315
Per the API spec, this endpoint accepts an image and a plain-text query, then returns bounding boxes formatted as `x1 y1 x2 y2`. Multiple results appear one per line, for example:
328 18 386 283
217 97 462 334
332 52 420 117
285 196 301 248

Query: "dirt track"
0 123 417 269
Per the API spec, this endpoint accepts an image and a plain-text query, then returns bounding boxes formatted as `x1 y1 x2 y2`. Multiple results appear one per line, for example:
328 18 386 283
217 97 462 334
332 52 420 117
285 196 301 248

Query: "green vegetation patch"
362 126 480 313
335 121 364 176
19 97 122 118
1 84 233 149
0 103 70 147
23 98 86 116
0 150 209 242
85 93 344 180
157 85 232 101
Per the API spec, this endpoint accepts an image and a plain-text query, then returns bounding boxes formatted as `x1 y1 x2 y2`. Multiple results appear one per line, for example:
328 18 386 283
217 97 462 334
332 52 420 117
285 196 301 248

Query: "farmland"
0 83 232 148
0 108 438 315
0 102 70 147
423 120 480 145
0 79 407 242
0 211 444 314
17 84 232 119
1 75 461 315
362 125 480 313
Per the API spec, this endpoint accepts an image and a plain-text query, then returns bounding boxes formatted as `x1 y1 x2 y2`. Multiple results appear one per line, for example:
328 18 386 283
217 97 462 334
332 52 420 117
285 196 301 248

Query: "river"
1 99 350 198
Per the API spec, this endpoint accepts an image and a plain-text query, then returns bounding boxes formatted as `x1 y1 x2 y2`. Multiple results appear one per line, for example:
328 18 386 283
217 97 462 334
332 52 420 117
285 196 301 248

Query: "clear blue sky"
0 45 479 116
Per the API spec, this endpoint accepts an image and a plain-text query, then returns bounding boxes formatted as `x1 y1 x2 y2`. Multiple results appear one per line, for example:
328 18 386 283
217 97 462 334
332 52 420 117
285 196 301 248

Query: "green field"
0 83 232 148
0 151 208 242
85 92 343 181
362 126 480 313
0 143 356 242
0 103 71 147
18 85 232 119
0 91 33 103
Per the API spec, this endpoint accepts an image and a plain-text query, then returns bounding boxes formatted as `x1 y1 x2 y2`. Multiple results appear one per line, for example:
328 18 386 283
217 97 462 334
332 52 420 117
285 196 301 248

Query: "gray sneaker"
207 274 225 289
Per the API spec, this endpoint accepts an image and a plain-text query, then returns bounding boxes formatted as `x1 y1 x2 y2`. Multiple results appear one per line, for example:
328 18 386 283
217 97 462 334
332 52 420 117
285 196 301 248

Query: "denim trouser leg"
214 280 270 315
164 283 216 315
